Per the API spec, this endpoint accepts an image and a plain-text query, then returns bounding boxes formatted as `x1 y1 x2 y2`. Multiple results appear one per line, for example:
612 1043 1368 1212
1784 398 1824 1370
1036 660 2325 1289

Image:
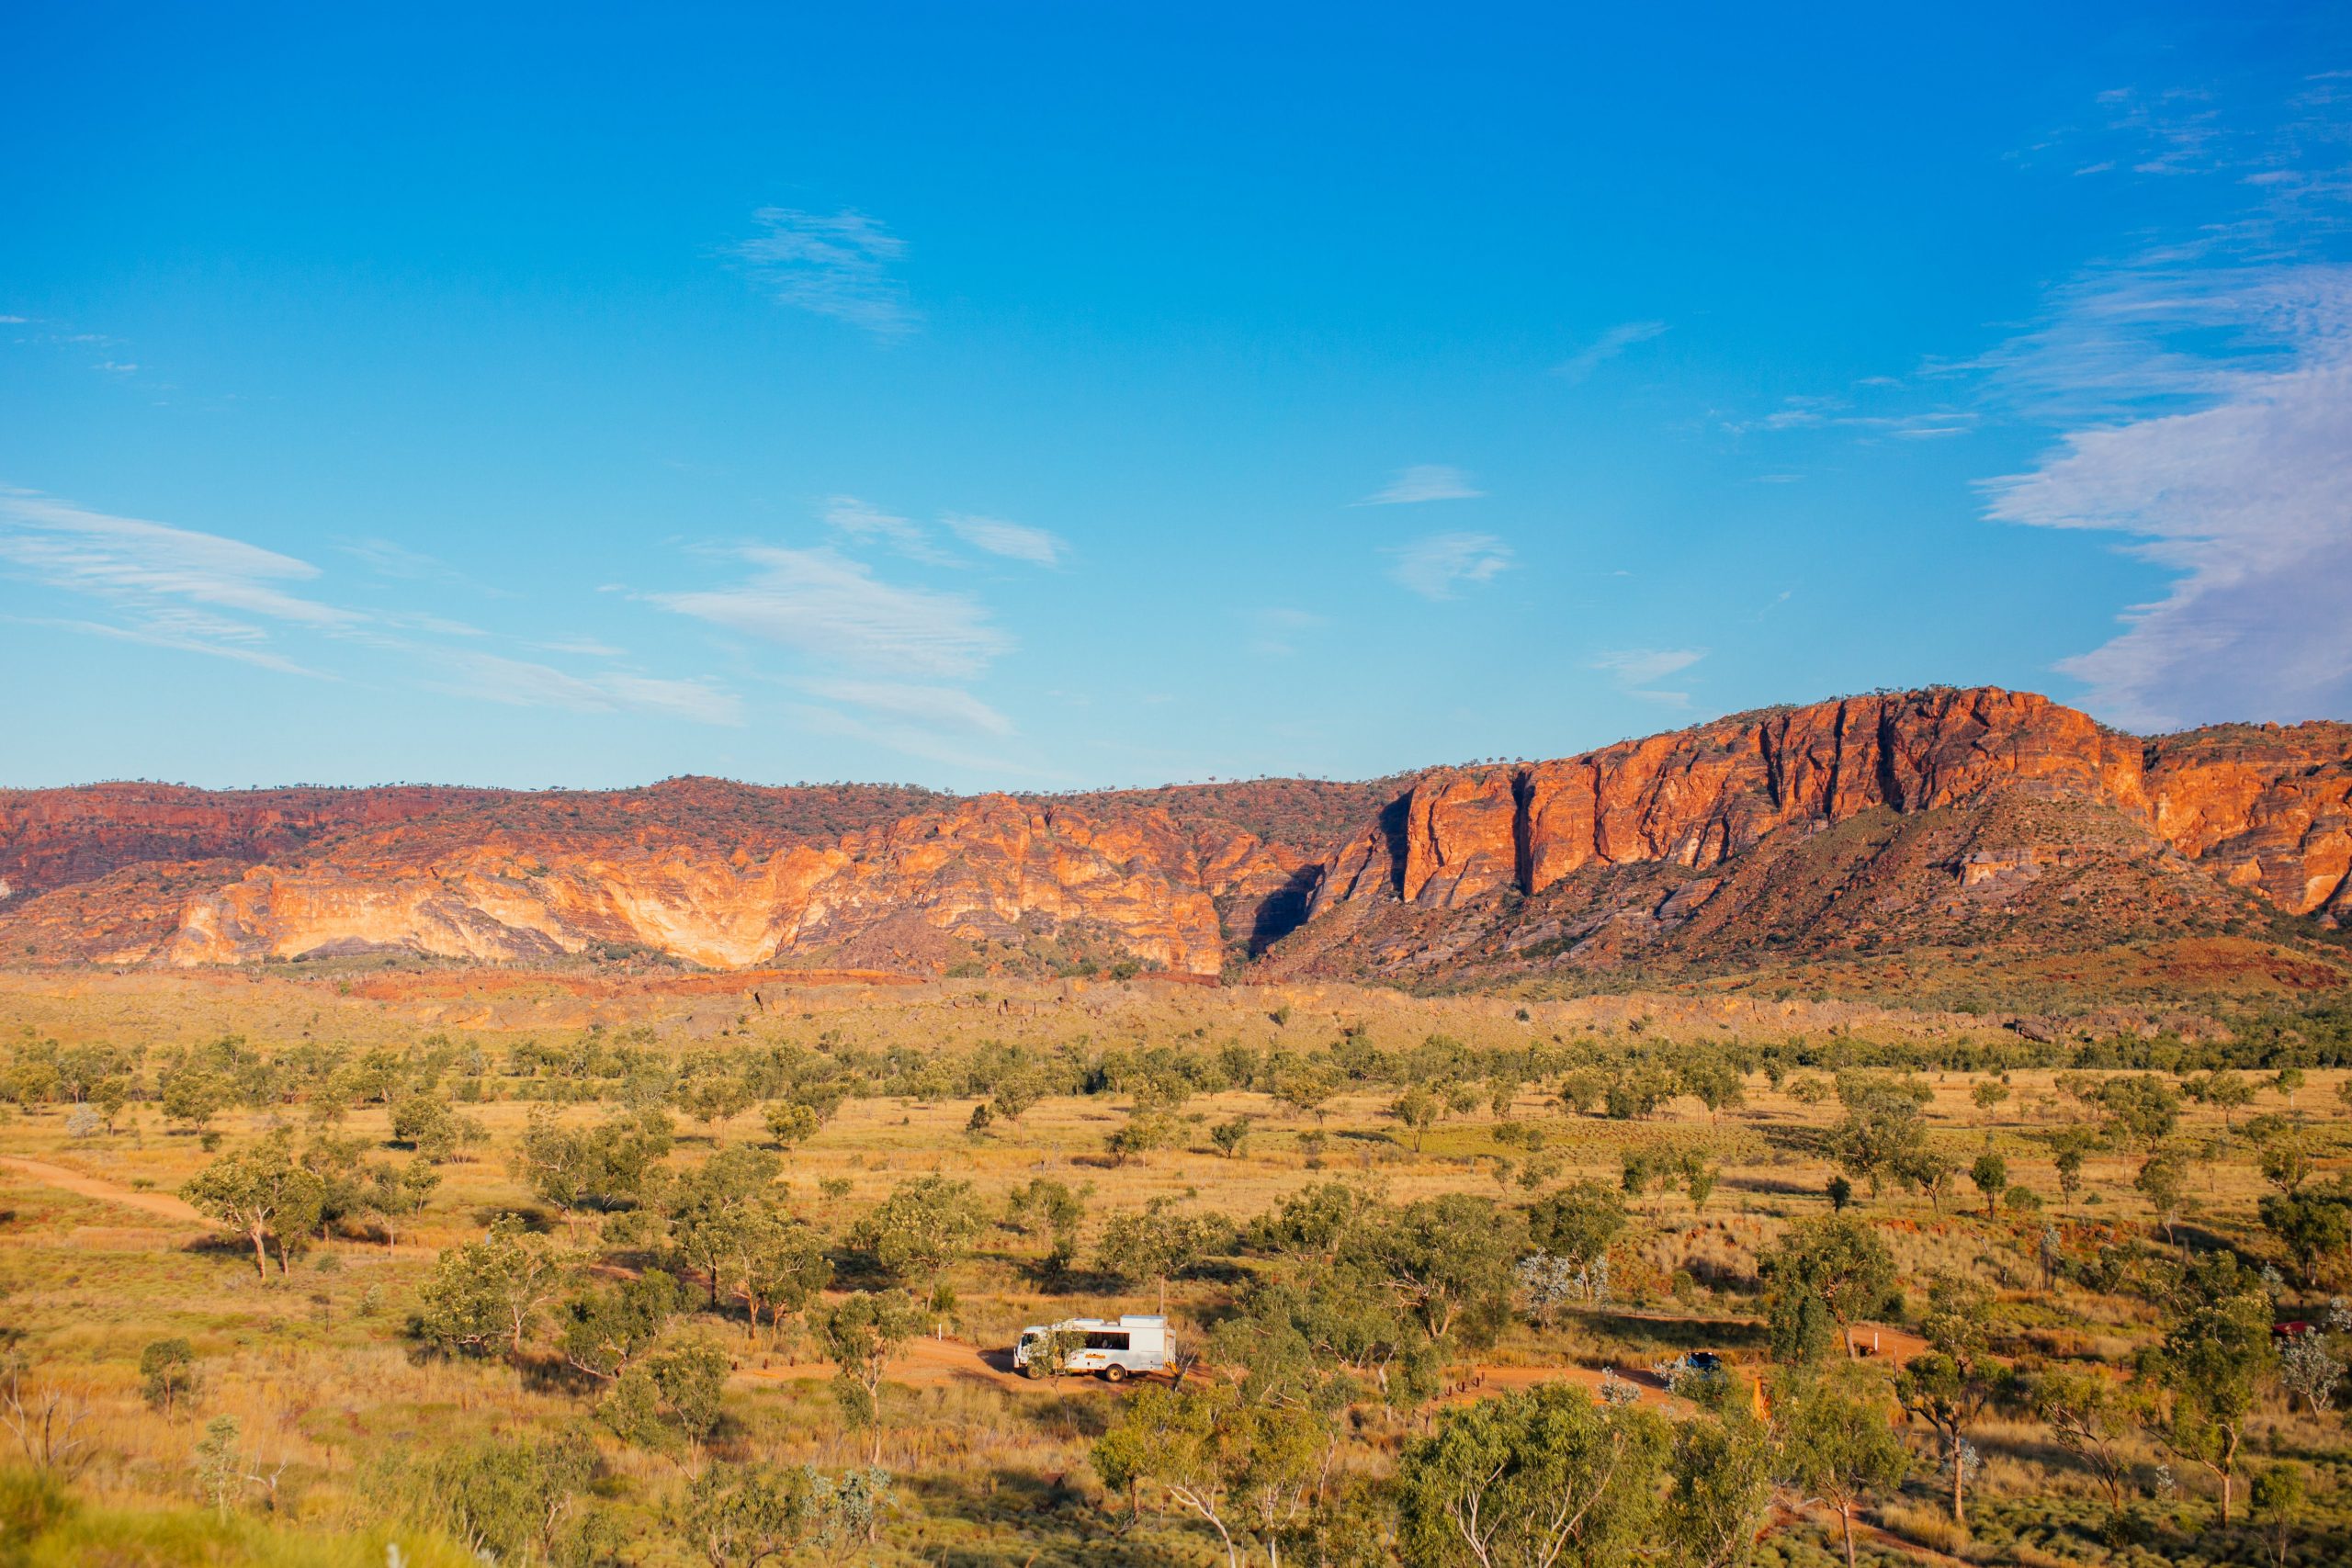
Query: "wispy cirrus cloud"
668 499 1057 761
1247 606 1327 657
438 651 744 726
2093 85 2229 176
1385 532 1513 599
652 545 1009 678
729 208 919 339
4 610 323 676
943 513 1066 567
1361 464 1485 505
798 678 1012 736
787 701 1051 778
337 536 513 598
535 636 624 659
1725 394 1976 441
1962 72 2352 728
822 495 1065 568
0 488 745 725
823 494 925 547
820 494 957 566
1982 262 2352 728
1552 320 1668 381
0 491 359 652
1592 647 1706 705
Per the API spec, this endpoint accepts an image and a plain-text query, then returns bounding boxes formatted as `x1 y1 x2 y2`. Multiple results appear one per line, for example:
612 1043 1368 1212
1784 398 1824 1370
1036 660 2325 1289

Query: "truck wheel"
1102 1365 1127 1383
1023 1363 1042 1380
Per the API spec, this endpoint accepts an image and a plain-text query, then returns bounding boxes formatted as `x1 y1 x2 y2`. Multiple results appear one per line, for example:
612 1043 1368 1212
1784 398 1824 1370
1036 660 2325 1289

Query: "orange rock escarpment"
150 795 1267 976
1 687 2345 977
1306 689 2349 924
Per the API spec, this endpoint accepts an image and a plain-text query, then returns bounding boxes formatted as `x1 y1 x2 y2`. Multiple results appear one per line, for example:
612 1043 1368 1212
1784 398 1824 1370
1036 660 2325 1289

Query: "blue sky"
4 3 2347 791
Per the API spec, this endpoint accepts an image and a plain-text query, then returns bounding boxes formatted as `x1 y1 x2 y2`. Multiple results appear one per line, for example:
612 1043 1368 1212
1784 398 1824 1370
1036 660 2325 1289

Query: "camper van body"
1012 1314 1173 1381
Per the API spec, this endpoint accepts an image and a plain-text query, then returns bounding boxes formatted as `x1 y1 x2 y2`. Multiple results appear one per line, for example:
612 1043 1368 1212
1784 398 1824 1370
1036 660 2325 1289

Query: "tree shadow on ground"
901 1468 1201 1568
1721 1173 1824 1198
1014 1260 1124 1296
1567 1307 1771 1355
1755 1124 1830 1158
516 1350 601 1397
180 1233 262 1269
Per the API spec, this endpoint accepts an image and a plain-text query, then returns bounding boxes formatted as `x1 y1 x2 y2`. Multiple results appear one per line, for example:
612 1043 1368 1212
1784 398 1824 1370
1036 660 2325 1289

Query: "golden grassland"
1 966 2348 1565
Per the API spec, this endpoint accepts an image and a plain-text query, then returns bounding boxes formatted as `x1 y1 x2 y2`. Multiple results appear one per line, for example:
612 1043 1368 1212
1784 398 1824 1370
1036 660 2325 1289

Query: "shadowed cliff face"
0 687 2344 976
1316 690 2137 912
1304 689 2349 922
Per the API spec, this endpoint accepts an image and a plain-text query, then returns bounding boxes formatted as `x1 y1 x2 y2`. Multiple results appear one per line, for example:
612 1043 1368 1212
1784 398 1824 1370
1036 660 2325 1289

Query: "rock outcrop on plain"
2 687 2345 978
1279 689 2347 980
1311 688 2347 917
152 794 1271 976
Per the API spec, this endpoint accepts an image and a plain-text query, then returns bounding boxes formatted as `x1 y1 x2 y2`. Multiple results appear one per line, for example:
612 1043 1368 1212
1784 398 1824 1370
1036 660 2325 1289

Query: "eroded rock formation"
1309 689 2348 921
2 687 2344 977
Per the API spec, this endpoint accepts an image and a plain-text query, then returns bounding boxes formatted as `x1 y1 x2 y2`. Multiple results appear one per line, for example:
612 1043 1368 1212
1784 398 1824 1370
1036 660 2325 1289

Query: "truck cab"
1012 1314 1173 1382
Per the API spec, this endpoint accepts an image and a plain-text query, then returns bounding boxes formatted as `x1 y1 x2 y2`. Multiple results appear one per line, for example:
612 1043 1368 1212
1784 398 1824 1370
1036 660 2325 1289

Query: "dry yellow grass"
2 966 2346 1562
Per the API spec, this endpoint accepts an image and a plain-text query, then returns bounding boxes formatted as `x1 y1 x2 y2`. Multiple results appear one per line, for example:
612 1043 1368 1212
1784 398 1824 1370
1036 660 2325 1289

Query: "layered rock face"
1306 688 2350 924
0 783 494 901
2 687 2344 977
2144 728 2352 921
156 795 1240 975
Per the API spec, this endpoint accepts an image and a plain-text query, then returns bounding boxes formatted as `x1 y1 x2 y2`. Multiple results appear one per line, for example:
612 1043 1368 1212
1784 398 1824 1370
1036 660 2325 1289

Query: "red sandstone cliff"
1276 689 2348 982
1 688 2344 978
0 783 497 901
1307 689 2346 919
147 795 1259 976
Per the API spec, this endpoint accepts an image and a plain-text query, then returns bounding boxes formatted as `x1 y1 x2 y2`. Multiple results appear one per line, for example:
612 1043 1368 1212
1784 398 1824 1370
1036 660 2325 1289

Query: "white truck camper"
1012 1314 1173 1382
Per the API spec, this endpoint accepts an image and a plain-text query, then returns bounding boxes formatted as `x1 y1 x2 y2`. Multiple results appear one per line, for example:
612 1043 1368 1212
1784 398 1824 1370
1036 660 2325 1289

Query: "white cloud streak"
2 612 324 676
730 208 919 339
943 513 1066 567
823 494 922 546
1983 263 2352 728
652 545 1009 678
337 536 510 598
1385 532 1514 600
1361 464 1485 505
440 651 744 726
1726 396 1976 441
1552 320 1668 381
786 703 1050 779
1592 647 1706 705
1 488 743 725
0 491 359 654
798 678 1012 736
1247 606 1327 657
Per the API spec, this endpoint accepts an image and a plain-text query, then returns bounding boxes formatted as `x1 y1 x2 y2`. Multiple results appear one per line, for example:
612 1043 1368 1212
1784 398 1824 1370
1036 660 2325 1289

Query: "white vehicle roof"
1021 1314 1168 1333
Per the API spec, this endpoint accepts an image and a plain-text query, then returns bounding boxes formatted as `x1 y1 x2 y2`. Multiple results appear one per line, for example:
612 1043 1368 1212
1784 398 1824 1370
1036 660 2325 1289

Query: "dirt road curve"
741 1335 1047 1393
0 1155 203 1223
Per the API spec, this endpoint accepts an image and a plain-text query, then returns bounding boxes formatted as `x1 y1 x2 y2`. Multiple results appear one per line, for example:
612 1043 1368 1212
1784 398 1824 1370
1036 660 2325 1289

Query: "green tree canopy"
1775 1369 1909 1568
1397 1382 1670 1568
1760 1215 1896 1363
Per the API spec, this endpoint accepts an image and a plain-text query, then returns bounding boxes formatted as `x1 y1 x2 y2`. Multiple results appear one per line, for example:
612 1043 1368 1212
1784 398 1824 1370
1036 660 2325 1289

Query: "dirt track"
741 1334 1048 1393
0 1154 203 1223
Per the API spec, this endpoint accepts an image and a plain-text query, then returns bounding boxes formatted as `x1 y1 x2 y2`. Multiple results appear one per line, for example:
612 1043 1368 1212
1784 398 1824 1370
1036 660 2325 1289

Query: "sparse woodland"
2 971 2349 1566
